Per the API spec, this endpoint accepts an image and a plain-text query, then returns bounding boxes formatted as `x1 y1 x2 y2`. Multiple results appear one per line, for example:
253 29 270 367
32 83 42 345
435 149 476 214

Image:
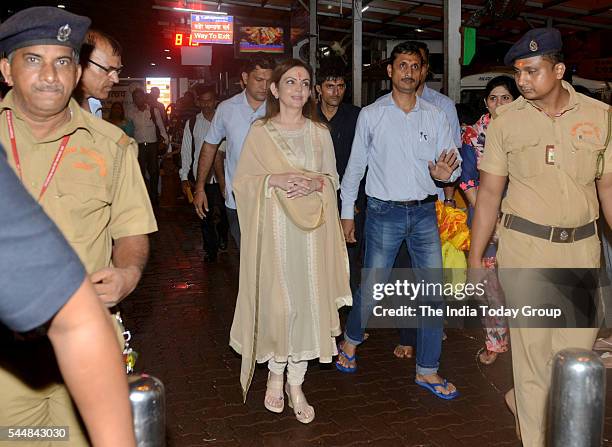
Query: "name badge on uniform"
545 145 556 165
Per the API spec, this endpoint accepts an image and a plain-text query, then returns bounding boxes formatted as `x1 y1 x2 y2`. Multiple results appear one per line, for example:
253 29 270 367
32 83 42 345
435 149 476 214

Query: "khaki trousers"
496 226 601 447
0 314 125 447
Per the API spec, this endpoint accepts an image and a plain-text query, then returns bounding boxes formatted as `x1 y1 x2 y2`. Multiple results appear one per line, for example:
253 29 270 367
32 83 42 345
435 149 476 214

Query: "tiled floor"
121 205 612 446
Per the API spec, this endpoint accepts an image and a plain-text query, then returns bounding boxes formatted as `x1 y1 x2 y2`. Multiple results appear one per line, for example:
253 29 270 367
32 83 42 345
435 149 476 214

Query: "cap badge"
57 24 71 42
529 40 538 52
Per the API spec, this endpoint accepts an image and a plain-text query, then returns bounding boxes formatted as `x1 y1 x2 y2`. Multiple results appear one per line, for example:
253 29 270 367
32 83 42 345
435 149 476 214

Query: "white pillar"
444 0 461 103
352 0 363 106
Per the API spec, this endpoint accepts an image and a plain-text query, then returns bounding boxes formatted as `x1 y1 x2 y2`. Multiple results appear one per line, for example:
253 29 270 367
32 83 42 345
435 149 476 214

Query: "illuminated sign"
238 26 284 54
190 14 233 45
174 33 200 47
146 78 172 110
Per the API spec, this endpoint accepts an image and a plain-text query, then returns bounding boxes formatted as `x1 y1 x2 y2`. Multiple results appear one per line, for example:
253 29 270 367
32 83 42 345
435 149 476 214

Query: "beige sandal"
264 372 284 413
285 383 315 424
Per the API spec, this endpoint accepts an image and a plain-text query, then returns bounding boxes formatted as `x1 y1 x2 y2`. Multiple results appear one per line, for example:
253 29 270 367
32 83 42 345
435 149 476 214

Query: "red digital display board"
190 14 233 45
174 33 200 47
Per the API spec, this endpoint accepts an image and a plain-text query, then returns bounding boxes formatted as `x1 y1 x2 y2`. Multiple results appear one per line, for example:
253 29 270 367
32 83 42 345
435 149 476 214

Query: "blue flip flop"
335 347 357 373
414 379 459 400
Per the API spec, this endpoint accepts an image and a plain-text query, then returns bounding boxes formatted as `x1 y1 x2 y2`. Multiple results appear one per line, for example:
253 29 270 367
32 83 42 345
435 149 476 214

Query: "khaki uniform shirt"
0 91 157 273
480 81 612 228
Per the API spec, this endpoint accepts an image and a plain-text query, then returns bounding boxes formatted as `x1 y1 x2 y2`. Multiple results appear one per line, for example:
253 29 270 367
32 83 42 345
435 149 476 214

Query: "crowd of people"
1 5 611 447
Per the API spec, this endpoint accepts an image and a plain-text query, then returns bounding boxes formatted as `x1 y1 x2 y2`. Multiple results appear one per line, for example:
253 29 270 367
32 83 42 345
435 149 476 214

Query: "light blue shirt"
88 97 103 118
420 85 462 201
420 85 461 148
204 90 266 209
340 93 461 220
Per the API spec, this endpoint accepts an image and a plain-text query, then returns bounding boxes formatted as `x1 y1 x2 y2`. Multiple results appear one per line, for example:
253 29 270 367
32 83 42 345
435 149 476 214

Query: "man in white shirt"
193 56 274 248
76 29 123 118
127 87 169 206
180 85 228 262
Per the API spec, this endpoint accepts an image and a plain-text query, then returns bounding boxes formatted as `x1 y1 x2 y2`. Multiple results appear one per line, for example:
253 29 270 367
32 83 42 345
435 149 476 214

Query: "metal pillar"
443 0 461 103
549 349 605 447
129 374 166 447
309 0 317 77
352 0 363 106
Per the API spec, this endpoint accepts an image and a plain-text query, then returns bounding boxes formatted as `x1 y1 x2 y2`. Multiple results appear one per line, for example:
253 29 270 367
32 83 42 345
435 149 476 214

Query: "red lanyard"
6 110 71 201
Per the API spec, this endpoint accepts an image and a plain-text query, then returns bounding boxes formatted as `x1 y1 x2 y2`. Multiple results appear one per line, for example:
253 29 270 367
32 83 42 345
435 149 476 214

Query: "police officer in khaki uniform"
469 28 612 446
0 7 156 446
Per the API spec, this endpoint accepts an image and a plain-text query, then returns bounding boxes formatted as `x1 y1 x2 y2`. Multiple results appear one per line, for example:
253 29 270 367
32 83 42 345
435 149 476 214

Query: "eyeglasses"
88 59 123 76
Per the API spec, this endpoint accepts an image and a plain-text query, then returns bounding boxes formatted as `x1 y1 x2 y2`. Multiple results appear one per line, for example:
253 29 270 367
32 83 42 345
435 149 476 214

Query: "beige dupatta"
230 119 351 401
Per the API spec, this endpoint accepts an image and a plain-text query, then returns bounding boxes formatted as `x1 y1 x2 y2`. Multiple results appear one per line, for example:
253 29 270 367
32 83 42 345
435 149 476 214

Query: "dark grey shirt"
0 148 85 332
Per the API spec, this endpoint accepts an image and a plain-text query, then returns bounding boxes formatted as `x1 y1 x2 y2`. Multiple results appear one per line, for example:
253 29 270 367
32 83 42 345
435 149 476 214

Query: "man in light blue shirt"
337 42 461 400
194 56 274 248
395 41 463 358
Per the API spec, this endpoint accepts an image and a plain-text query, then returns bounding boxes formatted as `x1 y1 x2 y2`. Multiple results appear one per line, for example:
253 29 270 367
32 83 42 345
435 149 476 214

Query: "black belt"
503 214 596 243
380 195 438 208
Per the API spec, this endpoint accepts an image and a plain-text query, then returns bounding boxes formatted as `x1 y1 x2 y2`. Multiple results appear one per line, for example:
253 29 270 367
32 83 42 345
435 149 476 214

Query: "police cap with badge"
504 27 563 66
0 6 90 56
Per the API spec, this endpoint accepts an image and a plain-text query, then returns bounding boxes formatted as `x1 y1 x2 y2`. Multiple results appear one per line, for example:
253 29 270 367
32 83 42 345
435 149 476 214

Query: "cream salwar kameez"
230 119 351 400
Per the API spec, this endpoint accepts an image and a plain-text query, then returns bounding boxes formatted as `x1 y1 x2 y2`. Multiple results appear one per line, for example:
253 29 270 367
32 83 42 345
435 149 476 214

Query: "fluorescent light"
150 63 156 66
363 63 371 67
173 7 227 15
361 5 369 12
415 28 424 32
166 56 172 60
57 4 66 8
164 49 170 52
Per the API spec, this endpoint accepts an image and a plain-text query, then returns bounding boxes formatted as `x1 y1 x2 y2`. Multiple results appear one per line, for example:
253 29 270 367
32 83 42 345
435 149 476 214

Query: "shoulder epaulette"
116 133 132 149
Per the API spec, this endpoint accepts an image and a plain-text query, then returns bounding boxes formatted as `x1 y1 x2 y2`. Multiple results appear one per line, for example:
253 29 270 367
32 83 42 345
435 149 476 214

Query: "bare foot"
336 340 357 370
415 373 457 396
393 345 414 359
478 348 499 365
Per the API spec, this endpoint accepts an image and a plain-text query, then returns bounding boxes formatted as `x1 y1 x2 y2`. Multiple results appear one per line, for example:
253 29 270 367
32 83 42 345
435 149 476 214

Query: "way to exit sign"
190 14 233 45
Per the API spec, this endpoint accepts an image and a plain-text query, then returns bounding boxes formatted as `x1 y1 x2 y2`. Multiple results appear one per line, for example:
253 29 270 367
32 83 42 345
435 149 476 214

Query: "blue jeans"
344 197 444 376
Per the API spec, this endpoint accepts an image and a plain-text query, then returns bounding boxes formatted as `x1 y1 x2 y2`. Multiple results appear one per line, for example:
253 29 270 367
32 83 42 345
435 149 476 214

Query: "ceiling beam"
319 24 398 38
380 3 421 25
540 0 568 7
567 5 612 19
520 11 612 30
